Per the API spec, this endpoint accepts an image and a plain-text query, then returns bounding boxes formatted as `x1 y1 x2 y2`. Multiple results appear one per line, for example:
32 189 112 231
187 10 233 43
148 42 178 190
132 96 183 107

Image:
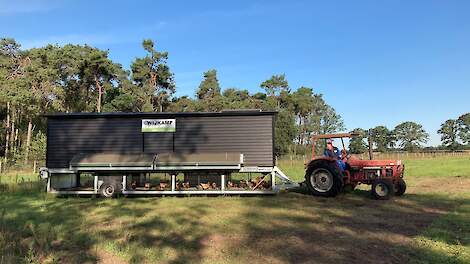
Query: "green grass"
0 157 469 263
404 156 470 178
407 193 470 264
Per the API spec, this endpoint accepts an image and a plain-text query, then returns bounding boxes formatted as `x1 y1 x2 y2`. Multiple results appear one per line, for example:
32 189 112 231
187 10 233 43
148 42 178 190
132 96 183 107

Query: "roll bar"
310 132 361 160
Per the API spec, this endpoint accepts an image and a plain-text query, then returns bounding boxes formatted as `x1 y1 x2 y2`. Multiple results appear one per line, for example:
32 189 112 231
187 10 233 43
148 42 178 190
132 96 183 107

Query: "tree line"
0 37 346 167
0 37 468 169
348 113 470 154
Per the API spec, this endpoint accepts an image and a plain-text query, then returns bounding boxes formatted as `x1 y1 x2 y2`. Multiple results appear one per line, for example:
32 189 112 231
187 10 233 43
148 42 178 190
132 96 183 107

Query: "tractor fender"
306 157 338 169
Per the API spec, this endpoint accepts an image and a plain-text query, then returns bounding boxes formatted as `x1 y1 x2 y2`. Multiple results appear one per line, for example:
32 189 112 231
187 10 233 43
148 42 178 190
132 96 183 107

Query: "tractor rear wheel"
305 160 343 197
395 178 406 196
371 179 394 200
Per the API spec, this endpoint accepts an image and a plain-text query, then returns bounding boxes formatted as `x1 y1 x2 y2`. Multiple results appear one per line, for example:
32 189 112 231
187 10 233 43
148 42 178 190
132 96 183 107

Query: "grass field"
1 156 469 264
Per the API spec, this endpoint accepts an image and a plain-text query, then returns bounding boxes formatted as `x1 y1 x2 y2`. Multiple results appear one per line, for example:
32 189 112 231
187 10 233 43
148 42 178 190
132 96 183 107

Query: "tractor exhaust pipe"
368 130 373 160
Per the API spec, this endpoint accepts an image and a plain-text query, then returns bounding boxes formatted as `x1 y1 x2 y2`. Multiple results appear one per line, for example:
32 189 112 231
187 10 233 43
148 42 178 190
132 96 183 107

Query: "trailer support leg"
221 174 225 192
47 177 51 192
171 174 176 192
122 175 127 191
271 170 275 190
94 175 98 194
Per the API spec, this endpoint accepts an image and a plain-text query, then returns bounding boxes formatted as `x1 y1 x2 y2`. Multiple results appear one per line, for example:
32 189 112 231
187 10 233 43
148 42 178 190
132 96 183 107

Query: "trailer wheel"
101 183 117 198
395 178 406 196
305 160 343 197
371 179 394 200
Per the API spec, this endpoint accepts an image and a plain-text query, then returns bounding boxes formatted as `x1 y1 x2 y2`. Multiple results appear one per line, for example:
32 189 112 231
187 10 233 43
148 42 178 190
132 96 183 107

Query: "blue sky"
1 0 469 146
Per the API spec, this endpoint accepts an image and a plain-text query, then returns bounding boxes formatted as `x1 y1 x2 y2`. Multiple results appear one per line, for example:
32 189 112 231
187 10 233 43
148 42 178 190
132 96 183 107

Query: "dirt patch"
408 176 470 194
96 249 128 264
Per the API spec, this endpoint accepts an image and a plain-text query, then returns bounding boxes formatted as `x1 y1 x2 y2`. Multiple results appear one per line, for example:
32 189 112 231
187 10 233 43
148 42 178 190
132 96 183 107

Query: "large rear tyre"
395 178 406 196
305 160 343 197
371 179 394 200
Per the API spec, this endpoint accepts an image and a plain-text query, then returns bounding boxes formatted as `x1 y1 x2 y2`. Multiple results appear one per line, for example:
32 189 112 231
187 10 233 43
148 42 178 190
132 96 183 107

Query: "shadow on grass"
0 191 99 263
85 188 469 264
92 198 212 264
217 187 470 264
1 181 468 264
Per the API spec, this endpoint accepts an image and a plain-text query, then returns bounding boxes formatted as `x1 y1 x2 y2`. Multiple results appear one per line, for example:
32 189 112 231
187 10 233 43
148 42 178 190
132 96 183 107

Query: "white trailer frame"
42 165 295 196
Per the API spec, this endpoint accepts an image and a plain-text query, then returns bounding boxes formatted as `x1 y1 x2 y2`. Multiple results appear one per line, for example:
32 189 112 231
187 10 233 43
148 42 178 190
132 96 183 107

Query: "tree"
101 87 136 112
458 113 470 145
83 48 122 113
131 39 175 112
29 130 46 170
437 119 460 150
196 69 220 100
292 87 314 144
0 38 34 164
0 37 358 167
221 88 253 109
274 110 297 156
260 74 289 109
35 44 127 113
167 96 197 112
251 92 268 109
393 121 429 151
318 105 345 135
196 94 225 112
370 126 394 152
349 128 367 154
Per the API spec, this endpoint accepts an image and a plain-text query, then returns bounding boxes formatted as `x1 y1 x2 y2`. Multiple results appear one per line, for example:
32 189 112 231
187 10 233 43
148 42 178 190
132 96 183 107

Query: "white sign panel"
141 119 176 132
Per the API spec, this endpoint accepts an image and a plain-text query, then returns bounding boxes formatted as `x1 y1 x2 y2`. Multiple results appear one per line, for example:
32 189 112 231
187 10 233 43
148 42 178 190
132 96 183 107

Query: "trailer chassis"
42 166 294 196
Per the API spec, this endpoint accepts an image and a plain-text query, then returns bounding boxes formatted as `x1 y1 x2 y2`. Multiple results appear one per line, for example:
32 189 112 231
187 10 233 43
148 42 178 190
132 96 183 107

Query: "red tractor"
304 133 406 200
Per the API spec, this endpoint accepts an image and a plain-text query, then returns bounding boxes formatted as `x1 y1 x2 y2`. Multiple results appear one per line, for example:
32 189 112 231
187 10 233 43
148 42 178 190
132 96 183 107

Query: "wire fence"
283 150 470 161
357 151 470 160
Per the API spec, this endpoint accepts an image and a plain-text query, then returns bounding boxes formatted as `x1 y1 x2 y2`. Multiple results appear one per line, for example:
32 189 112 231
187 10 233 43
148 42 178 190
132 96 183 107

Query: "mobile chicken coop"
40 110 292 197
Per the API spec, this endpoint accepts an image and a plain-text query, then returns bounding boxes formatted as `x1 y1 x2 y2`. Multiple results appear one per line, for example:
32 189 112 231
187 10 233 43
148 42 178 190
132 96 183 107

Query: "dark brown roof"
45 110 277 119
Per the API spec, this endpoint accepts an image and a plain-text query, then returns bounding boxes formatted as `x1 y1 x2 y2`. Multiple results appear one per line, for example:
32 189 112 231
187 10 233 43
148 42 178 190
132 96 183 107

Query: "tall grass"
0 170 43 193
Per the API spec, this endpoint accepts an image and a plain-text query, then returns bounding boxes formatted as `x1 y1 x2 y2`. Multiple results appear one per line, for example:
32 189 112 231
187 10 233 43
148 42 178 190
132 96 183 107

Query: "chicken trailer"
39 110 293 197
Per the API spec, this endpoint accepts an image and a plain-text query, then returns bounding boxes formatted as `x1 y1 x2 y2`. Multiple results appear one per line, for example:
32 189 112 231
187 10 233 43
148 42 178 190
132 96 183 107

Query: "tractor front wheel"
371 179 394 200
395 178 406 196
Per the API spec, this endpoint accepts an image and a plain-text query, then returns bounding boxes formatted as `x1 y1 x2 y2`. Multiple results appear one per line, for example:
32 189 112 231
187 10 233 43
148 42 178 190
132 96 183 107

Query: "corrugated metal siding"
143 133 173 153
47 118 143 168
174 116 273 166
46 114 274 168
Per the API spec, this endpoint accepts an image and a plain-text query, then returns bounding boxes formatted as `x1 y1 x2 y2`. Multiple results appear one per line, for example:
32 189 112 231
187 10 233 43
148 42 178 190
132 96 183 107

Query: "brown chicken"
199 182 211 190
159 182 168 190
